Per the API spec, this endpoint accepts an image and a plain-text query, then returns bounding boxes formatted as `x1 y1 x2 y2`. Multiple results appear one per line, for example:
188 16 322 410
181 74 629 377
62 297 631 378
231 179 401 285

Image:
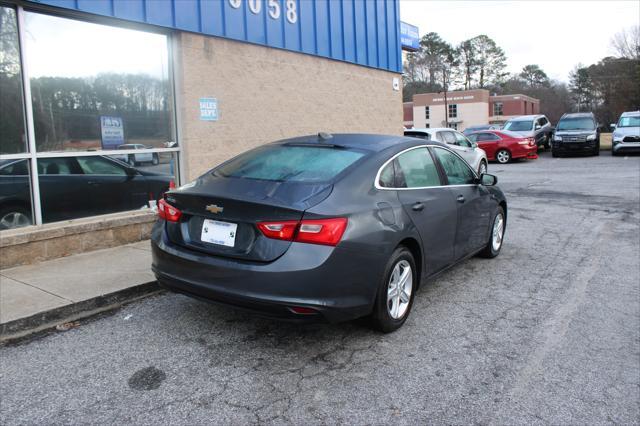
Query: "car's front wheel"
478 160 488 175
495 149 511 164
371 247 416 333
0 205 32 230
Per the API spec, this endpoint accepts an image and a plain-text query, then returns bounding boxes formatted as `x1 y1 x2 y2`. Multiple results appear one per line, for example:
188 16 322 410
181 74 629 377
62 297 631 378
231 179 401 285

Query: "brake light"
257 218 348 246
257 221 298 240
158 199 182 222
295 218 348 246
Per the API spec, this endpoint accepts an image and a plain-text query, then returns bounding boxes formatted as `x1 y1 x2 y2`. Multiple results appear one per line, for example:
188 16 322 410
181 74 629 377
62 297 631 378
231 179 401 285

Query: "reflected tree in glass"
0 7 27 154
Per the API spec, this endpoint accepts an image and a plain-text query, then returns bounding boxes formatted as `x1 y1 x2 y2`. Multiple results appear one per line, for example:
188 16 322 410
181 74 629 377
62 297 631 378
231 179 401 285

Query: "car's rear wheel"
478 160 488 175
544 135 551 149
371 247 416 333
479 206 505 258
496 149 511 164
0 205 32 230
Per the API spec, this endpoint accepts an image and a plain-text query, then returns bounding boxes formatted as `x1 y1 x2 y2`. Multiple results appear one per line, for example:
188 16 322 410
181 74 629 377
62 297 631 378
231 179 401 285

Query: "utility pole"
443 66 449 128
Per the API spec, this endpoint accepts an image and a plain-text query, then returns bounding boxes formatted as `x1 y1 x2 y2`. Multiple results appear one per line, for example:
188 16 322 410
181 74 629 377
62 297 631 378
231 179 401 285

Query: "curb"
0 281 162 344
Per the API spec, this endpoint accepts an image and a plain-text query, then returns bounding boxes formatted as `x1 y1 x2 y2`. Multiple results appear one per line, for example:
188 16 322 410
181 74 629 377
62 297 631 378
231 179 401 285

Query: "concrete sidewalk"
0 241 159 342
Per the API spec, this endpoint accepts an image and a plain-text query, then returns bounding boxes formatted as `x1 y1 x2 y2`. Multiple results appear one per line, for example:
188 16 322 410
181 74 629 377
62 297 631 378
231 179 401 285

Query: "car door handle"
412 202 424 211
457 195 466 203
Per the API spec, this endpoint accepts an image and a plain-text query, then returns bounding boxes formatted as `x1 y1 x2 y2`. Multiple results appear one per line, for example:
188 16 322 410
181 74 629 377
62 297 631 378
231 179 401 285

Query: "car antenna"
318 132 333 141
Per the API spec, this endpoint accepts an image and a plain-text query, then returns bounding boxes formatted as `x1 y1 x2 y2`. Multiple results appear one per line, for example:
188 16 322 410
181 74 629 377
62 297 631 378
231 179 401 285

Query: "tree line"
403 27 640 126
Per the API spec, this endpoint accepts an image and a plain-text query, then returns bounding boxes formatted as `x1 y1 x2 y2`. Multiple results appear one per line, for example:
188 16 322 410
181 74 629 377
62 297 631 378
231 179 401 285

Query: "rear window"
214 145 366 183
503 120 533 131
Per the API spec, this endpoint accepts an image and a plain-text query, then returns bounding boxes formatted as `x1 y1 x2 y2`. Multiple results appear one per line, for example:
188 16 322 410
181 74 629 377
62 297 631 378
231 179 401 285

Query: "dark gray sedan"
151 133 507 332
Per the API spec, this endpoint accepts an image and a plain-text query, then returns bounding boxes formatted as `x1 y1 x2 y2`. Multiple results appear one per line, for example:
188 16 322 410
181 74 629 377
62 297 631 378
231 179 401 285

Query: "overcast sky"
400 0 640 82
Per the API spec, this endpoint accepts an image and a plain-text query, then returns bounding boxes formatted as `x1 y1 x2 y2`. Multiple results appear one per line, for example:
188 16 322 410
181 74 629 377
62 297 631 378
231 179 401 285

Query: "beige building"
405 89 540 131
0 1 403 267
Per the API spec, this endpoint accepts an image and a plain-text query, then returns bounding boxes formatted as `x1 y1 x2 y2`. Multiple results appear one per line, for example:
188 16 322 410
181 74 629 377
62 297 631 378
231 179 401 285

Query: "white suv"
404 128 489 175
112 144 159 166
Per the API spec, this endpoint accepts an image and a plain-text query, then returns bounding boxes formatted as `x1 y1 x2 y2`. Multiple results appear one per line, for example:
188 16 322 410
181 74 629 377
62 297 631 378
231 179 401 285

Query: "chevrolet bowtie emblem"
206 204 224 214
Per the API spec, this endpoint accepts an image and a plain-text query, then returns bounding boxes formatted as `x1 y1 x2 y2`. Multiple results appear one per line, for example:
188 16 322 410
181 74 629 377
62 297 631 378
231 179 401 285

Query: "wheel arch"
396 237 423 288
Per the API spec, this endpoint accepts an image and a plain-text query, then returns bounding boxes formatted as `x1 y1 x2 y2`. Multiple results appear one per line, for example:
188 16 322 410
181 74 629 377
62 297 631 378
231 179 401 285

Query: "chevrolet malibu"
151 133 507 332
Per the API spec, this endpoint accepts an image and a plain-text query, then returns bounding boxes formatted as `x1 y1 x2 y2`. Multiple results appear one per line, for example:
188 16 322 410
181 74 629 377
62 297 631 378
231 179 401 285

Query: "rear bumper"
511 145 537 159
151 224 383 323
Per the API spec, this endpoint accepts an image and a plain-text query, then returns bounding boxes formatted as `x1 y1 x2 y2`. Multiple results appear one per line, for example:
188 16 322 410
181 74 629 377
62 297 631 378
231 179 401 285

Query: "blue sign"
100 116 124 149
199 98 218 121
400 21 420 51
32 0 402 73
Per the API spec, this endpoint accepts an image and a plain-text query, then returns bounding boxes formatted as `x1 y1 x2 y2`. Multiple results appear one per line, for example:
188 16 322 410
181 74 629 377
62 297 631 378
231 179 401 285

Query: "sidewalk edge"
0 281 161 344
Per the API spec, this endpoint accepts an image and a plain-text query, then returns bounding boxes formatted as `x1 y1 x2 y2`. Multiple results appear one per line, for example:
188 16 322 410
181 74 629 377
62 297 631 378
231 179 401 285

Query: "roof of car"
405 127 456 133
621 110 640 117
275 133 445 153
561 112 595 119
507 115 544 121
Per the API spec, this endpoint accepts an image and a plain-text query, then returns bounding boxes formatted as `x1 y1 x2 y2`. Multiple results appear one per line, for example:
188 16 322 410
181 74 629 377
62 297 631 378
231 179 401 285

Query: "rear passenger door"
432 147 493 259
381 147 457 274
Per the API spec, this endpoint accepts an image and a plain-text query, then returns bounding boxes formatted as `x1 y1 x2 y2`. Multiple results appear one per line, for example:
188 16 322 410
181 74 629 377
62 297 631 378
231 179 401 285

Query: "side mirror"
610 123 616 129
125 166 137 179
481 173 497 186
535 124 542 130
471 142 478 148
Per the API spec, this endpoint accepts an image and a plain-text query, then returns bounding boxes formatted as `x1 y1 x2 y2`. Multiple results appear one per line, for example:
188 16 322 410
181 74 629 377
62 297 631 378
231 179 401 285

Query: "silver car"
502 114 553 149
611 111 640 156
404 128 489 174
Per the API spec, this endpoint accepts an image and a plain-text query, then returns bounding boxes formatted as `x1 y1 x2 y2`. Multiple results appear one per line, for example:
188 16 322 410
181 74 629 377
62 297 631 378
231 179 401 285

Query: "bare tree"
611 25 640 60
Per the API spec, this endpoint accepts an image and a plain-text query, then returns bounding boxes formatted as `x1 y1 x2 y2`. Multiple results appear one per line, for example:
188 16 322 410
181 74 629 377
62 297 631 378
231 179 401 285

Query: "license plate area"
200 219 237 247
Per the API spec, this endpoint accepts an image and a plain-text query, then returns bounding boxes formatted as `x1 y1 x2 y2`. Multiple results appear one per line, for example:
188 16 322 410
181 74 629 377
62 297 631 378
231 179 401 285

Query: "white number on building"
229 0 241 9
268 0 281 20
286 0 297 24
248 0 262 14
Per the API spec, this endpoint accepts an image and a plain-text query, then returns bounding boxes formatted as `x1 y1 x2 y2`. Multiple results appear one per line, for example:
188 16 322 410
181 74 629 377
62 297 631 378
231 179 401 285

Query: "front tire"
371 247 417 333
478 160 488 175
479 206 505 258
544 135 551 149
495 149 511 164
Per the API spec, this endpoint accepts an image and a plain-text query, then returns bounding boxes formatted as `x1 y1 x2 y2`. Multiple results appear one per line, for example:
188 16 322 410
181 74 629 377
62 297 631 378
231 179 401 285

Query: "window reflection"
24 13 174 152
0 7 27 154
0 159 33 229
38 154 176 224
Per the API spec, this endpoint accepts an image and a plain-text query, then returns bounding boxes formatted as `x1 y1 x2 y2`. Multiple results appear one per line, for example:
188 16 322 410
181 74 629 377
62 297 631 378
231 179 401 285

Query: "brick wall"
176 33 403 180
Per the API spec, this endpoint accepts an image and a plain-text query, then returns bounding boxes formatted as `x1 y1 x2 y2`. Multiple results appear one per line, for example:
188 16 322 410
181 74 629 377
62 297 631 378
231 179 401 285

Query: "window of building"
448 104 457 118
494 102 503 116
450 123 458 130
425 106 430 120
0 7 180 230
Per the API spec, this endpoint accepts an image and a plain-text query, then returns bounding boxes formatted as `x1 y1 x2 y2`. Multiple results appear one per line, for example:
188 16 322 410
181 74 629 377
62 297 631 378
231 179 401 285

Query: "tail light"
257 218 348 247
158 199 182 222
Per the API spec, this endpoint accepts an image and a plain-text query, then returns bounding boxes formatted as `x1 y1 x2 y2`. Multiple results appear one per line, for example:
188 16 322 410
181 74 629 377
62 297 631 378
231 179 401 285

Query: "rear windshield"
214 145 366 183
503 120 533 131
404 131 432 140
557 117 595 131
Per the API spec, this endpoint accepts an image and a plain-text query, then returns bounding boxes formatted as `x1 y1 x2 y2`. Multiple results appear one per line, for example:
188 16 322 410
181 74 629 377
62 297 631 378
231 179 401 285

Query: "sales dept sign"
100 116 124 149
199 98 218 121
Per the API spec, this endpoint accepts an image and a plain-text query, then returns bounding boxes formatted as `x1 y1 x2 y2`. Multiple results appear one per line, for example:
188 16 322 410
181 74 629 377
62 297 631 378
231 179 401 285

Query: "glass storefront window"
37 154 177 224
0 158 33 229
0 7 27 154
23 12 174 153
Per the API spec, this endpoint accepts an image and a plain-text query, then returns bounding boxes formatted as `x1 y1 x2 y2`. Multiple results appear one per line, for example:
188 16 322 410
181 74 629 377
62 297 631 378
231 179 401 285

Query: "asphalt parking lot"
1 150 639 425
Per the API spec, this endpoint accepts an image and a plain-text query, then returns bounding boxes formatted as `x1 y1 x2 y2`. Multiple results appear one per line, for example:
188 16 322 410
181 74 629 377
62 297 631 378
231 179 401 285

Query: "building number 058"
229 0 298 24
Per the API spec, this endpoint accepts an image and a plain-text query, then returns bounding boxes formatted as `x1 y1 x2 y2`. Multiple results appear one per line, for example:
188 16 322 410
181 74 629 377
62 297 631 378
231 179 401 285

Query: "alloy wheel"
0 211 30 229
492 213 505 252
387 260 413 320
496 150 510 164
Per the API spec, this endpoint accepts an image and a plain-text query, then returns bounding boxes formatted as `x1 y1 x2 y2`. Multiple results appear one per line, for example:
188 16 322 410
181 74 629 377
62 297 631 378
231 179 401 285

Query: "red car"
467 130 538 164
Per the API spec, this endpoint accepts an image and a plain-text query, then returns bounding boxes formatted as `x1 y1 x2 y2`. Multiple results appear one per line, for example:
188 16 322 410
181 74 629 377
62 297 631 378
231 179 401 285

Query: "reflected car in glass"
113 144 160 166
151 134 507 332
0 156 172 229
467 130 537 164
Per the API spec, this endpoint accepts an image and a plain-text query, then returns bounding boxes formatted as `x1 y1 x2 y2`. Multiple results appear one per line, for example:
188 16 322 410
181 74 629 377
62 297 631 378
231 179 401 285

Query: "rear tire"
479 206 505 259
544 135 551 149
370 247 417 333
496 149 511 164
